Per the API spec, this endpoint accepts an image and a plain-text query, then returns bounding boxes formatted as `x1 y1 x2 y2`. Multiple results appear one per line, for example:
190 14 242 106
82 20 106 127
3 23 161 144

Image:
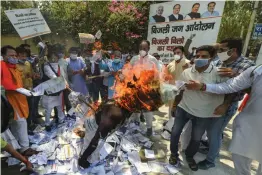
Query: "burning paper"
114 57 179 112
114 62 163 112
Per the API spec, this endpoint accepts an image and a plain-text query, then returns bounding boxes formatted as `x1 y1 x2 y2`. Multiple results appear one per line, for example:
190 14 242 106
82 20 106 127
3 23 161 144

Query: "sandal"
186 157 198 171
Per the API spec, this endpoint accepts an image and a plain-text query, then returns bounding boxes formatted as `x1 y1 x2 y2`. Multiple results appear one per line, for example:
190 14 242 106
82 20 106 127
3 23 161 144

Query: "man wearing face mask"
169 45 228 171
16 47 36 131
1 45 37 156
67 47 88 95
161 46 190 140
129 40 160 136
99 50 124 99
194 38 255 170
57 46 71 113
42 46 66 131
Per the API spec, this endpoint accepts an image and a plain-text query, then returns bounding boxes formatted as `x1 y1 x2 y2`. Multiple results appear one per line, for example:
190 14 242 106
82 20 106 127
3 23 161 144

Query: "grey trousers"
232 153 262 175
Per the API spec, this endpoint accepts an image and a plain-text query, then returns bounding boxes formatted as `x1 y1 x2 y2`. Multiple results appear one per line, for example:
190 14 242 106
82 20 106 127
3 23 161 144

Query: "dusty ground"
1 105 259 175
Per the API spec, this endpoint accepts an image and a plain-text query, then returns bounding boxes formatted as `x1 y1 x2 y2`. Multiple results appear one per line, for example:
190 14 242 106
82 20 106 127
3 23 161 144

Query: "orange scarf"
1 61 29 120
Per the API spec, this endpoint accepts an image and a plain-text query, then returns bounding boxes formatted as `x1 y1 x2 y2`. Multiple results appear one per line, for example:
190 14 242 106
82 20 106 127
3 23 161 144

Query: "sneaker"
186 157 198 171
146 128 153 137
198 159 215 170
169 155 181 167
45 125 51 132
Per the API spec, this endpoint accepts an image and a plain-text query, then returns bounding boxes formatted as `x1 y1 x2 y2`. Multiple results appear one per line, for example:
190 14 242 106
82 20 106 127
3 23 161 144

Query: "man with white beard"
130 40 160 136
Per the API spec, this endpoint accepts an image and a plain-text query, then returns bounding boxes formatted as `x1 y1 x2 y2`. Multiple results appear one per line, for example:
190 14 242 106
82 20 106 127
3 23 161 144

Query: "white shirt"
205 65 262 163
178 64 228 118
58 58 69 82
130 54 161 71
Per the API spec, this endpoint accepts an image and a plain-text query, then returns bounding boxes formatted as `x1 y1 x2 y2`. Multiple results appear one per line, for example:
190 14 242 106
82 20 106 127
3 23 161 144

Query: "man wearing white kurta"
186 65 262 175
42 60 65 131
130 40 160 136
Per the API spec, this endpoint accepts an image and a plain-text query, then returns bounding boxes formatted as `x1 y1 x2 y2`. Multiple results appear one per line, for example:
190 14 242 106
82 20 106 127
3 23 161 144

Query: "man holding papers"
1 45 37 156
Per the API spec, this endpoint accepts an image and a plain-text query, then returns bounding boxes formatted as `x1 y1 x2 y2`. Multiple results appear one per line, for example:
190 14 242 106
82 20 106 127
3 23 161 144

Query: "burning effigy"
113 59 178 113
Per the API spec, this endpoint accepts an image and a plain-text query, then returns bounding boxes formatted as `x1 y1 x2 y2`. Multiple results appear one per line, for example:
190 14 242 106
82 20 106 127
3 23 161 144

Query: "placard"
5 8 51 40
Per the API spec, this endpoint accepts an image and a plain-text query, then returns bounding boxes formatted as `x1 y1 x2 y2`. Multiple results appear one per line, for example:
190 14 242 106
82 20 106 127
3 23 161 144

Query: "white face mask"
217 50 231 62
174 54 181 61
139 50 147 58
70 54 77 60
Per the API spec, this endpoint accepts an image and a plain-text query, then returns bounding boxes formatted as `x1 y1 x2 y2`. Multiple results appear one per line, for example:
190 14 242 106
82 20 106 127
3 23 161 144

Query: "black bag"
42 62 62 96
1 95 13 133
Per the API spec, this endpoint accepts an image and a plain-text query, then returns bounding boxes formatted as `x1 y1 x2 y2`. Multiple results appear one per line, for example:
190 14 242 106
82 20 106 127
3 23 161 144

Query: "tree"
217 1 262 41
2 1 262 52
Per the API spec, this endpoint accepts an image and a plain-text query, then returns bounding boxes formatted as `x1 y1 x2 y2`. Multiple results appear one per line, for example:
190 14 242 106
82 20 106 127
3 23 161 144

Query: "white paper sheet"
148 161 169 174
120 138 139 152
144 149 155 159
165 164 180 174
100 142 114 160
95 30 102 39
144 141 153 148
127 151 141 166
135 162 151 174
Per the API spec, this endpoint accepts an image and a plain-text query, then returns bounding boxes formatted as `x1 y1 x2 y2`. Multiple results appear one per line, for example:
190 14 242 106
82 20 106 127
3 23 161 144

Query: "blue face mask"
194 58 209 68
7 57 18 64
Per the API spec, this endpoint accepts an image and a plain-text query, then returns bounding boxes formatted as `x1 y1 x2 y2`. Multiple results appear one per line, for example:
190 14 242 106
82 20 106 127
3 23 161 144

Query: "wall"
1 34 79 55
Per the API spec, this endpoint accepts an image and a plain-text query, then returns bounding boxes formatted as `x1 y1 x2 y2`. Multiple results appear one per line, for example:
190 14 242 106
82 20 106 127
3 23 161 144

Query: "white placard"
147 1 225 64
79 33 95 44
5 8 51 40
95 30 102 39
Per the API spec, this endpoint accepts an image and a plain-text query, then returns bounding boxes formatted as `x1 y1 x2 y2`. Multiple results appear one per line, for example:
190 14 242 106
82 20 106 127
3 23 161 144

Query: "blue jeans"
206 102 238 163
170 107 211 158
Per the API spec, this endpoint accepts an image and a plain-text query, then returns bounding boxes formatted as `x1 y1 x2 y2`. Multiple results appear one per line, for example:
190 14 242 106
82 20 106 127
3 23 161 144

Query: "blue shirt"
201 11 220 18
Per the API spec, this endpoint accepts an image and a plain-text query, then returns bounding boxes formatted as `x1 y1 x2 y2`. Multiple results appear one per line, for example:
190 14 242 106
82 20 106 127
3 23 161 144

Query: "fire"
113 60 163 112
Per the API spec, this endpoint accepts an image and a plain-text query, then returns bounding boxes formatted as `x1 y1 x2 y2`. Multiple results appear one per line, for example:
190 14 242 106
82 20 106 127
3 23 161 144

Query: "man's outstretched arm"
186 66 256 94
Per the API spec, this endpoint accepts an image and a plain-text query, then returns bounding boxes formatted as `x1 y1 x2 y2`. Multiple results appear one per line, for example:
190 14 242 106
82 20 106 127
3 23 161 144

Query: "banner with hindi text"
147 1 225 64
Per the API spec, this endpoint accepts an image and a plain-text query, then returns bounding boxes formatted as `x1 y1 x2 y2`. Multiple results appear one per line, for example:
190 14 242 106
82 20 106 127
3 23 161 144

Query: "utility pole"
243 1 259 56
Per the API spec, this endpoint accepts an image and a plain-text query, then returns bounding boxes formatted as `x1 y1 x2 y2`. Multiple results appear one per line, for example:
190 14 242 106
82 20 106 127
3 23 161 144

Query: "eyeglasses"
174 52 181 54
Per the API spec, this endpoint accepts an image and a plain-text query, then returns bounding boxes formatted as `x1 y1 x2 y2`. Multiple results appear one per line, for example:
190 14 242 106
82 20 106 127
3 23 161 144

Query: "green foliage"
1 1 262 51
217 0 262 41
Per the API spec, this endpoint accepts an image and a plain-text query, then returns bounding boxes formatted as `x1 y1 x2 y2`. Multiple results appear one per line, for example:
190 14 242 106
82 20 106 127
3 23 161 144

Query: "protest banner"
147 1 225 64
79 33 95 44
5 8 51 40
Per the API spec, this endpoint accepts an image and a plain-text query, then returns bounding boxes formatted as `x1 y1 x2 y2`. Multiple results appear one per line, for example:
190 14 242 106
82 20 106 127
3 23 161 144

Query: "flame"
113 59 163 112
